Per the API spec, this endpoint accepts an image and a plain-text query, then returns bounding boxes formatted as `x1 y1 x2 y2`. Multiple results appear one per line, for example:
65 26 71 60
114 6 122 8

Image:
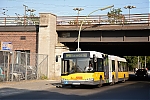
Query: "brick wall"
0 31 37 53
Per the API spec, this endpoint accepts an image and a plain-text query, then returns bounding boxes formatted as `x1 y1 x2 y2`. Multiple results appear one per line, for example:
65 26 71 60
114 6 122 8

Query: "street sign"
1 42 13 51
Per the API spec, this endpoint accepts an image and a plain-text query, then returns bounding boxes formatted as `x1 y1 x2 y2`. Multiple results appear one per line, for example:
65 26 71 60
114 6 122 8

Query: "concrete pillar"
38 13 57 79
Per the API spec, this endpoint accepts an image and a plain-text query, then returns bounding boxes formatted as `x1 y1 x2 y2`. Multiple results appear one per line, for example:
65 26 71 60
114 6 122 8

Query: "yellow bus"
60 51 129 88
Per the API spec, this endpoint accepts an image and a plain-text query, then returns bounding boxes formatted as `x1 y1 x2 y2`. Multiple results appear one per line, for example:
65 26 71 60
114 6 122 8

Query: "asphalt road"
0 79 150 100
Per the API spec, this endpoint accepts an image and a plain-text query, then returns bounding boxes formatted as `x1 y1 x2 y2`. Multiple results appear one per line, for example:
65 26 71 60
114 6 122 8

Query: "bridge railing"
0 13 149 26
0 16 40 26
57 13 150 26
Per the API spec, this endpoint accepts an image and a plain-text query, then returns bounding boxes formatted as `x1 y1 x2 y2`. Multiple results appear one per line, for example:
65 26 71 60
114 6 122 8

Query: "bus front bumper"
61 80 99 85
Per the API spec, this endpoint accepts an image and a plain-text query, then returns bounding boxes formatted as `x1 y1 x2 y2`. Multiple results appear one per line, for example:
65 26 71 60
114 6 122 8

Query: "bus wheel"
110 77 115 85
97 78 103 88
71 85 76 88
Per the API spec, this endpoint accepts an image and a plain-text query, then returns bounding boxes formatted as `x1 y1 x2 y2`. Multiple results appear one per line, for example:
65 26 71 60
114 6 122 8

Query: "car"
135 69 148 79
147 70 150 75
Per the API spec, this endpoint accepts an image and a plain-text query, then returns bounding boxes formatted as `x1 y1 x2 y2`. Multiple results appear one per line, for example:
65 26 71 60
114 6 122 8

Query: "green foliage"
124 56 137 70
40 74 48 80
107 8 124 24
124 56 150 70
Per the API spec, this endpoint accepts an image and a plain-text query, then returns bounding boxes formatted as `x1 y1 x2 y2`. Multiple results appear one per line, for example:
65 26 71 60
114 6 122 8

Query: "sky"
0 0 149 17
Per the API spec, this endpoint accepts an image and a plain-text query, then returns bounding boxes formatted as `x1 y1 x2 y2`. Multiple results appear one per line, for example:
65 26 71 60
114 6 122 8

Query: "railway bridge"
56 14 150 56
0 13 150 56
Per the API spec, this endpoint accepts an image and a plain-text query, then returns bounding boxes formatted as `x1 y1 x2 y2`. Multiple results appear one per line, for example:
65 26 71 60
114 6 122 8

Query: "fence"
0 51 48 82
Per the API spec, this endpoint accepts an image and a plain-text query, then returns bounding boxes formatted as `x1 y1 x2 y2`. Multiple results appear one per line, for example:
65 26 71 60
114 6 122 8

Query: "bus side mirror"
93 54 97 62
102 54 108 59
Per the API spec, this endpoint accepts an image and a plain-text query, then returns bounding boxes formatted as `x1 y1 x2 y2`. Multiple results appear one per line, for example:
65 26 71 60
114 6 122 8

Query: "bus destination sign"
64 52 90 58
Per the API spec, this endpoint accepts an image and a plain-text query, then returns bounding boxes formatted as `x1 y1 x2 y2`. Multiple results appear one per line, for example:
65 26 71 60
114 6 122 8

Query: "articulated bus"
60 51 129 88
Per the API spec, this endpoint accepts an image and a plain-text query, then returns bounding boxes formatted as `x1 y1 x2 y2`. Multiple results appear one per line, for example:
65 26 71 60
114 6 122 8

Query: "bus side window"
97 58 103 71
112 60 115 72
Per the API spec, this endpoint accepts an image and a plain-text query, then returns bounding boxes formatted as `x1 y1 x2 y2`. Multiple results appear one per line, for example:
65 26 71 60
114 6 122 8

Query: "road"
0 80 150 100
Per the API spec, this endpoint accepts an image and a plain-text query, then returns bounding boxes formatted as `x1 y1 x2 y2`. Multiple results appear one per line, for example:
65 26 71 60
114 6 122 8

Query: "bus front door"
108 59 112 83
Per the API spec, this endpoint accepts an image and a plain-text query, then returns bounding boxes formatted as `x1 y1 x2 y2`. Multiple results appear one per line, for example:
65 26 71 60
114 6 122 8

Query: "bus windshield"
61 58 91 74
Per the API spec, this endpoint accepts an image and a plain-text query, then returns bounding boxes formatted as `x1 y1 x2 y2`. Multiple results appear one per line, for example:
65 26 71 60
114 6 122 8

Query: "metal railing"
0 13 149 26
0 16 40 26
57 13 150 26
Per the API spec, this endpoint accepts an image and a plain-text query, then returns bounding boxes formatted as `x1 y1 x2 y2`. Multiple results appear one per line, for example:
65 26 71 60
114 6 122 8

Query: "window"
122 62 127 71
97 58 103 71
15 50 30 65
20 36 26 40
112 60 115 72
61 33 70 38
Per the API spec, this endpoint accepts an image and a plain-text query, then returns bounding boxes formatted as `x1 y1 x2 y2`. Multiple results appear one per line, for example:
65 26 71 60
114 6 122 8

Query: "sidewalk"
0 80 60 98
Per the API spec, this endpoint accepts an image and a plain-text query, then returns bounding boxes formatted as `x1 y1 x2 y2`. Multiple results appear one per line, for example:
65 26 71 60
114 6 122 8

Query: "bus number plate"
72 83 80 85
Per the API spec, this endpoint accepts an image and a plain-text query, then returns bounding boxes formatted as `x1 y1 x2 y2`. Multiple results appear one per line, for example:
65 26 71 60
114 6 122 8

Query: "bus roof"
109 55 127 62
117 57 127 62
61 51 104 58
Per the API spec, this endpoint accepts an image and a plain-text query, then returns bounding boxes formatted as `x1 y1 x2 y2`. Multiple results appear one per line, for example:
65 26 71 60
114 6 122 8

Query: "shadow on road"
0 80 149 100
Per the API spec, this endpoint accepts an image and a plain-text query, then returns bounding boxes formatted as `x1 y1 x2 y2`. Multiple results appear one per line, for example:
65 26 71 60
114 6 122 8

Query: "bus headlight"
85 78 94 81
61 78 68 81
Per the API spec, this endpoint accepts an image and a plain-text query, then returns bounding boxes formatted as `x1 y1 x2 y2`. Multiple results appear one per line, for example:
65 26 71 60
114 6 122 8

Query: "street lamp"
73 8 84 26
124 5 136 23
15 13 21 20
1 8 9 17
76 5 114 51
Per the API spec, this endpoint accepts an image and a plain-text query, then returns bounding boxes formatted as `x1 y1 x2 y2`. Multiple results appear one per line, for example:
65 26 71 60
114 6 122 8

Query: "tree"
107 8 124 24
124 56 138 70
124 56 150 71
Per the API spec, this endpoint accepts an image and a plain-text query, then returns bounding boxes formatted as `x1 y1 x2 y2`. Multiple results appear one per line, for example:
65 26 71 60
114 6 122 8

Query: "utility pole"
23 4 28 17
23 4 28 25
124 5 136 23
73 8 84 26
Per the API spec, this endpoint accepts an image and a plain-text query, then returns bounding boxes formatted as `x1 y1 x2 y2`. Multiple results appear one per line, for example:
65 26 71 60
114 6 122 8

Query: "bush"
40 74 48 80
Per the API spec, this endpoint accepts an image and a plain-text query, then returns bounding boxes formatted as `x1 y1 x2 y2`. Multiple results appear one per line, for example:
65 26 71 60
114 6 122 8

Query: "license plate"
72 83 80 85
